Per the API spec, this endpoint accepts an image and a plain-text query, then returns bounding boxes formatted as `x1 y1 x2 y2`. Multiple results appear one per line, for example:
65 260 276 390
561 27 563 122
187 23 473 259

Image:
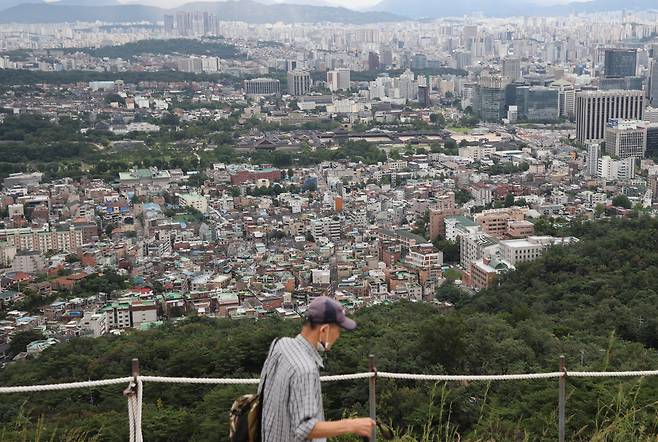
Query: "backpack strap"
258 337 282 396
257 337 282 439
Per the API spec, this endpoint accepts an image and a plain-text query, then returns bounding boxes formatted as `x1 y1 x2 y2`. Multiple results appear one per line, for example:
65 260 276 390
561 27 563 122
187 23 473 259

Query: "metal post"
368 354 377 442
558 355 566 442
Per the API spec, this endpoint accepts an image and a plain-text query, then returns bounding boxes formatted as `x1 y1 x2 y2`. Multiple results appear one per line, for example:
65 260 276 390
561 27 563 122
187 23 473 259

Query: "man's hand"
347 417 376 436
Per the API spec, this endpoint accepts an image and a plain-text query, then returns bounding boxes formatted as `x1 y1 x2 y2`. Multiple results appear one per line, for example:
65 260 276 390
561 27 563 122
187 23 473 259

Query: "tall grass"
585 380 658 442
0 403 100 442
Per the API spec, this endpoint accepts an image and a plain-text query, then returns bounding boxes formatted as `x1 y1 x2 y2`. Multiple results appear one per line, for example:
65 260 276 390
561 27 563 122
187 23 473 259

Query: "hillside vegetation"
1 218 658 441
78 39 242 60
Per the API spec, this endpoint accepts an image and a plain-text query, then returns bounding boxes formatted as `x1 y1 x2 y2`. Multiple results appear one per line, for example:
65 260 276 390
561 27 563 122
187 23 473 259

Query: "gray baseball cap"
305 296 357 331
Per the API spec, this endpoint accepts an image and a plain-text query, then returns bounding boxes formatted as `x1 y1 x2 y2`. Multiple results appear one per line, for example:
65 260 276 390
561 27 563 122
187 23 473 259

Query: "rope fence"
4 356 658 442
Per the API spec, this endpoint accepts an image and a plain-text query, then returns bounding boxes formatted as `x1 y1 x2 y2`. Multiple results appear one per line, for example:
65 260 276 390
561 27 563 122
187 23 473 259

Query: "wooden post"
132 358 140 382
123 358 140 398
368 354 376 442
558 355 566 442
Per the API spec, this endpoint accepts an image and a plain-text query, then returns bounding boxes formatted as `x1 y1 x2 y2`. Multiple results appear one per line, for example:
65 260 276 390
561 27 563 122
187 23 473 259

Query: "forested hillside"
1 218 658 441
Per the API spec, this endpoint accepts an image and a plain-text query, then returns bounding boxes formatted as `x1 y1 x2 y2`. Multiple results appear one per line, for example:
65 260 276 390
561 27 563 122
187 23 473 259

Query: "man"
259 296 375 441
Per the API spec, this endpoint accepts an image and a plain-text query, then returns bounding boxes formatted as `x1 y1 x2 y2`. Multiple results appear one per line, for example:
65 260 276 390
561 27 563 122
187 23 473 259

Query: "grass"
443 268 462 282
0 404 100 442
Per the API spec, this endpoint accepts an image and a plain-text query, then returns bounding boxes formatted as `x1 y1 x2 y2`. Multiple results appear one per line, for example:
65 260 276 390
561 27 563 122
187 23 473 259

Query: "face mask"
316 327 331 353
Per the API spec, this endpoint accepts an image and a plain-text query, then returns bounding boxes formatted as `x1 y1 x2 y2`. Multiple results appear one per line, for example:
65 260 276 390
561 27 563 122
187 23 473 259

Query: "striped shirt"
259 334 325 442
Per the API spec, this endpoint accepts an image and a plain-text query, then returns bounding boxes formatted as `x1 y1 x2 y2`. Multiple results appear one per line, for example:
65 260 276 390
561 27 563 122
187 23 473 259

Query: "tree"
503 192 515 208
103 93 125 106
187 173 208 188
435 282 467 304
433 235 460 262
429 113 446 128
411 210 430 239
612 195 632 209
454 188 472 205
594 203 605 218
444 138 457 150
8 329 45 358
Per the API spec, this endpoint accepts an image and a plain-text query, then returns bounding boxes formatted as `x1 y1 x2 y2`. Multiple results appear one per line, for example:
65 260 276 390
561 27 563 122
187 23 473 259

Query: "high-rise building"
474 73 511 122
175 11 192 36
599 76 643 91
646 124 658 159
327 68 350 92
604 119 647 160
575 89 645 143
586 143 601 177
597 155 635 180
514 86 559 122
417 85 430 107
287 70 311 96
174 11 218 36
397 69 417 101
549 79 576 120
380 49 393 67
645 107 658 124
604 48 637 78
177 57 203 73
368 52 380 71
201 56 220 73
428 193 460 240
244 78 280 95
650 59 658 106
462 25 478 53
502 57 522 82
411 54 428 70
454 50 473 70
164 15 174 34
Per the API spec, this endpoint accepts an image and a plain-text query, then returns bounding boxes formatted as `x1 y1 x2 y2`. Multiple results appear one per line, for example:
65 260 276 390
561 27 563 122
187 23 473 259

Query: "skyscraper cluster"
164 12 220 36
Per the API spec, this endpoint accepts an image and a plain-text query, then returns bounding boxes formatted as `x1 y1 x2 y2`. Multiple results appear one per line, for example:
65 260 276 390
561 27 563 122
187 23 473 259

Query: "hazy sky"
118 0 580 9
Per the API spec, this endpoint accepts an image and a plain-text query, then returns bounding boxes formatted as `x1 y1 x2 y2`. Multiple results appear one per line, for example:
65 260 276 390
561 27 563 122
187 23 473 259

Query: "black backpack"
229 338 280 442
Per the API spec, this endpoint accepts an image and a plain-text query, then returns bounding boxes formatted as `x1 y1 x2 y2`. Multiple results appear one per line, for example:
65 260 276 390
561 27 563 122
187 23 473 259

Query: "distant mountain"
549 0 658 14
371 0 658 18
0 0 119 7
175 0 400 23
0 0 35 9
0 0 402 23
56 0 122 4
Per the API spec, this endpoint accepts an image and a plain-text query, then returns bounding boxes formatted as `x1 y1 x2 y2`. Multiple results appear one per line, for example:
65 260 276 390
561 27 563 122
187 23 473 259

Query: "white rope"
569 370 658 378
135 378 143 442
376 372 564 381
139 373 375 384
320 373 375 381
139 376 261 384
127 387 136 442
7 370 658 394
0 377 133 394
125 378 143 442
